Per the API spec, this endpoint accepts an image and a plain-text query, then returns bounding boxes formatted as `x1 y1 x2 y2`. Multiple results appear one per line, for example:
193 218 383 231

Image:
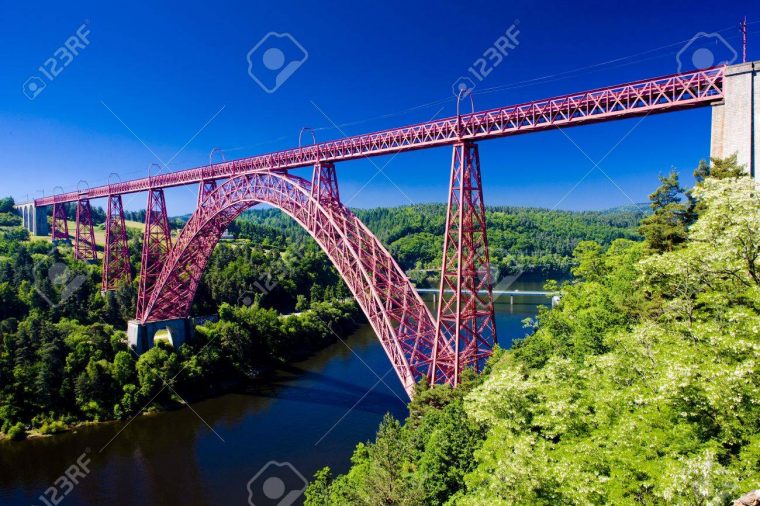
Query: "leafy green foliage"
638 170 689 253
312 162 760 504
236 204 644 280
6 422 26 441
0 197 21 227
0 214 21 227
0 211 360 438
0 197 16 214
641 155 746 254
196 239 348 315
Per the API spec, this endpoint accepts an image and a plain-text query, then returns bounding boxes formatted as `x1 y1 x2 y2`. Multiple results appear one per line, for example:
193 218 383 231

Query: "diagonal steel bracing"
52 202 69 242
74 199 98 261
135 189 172 321
102 194 132 291
433 142 497 385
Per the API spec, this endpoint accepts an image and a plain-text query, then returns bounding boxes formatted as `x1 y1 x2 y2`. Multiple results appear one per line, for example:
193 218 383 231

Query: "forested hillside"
305 156 760 505
232 203 645 280
0 208 359 440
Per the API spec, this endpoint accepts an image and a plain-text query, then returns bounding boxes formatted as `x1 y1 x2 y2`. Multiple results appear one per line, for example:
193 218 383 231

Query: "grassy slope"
31 219 169 248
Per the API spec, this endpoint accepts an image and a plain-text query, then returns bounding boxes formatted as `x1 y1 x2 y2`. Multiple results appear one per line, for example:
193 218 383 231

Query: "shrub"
7 422 27 441
39 420 67 435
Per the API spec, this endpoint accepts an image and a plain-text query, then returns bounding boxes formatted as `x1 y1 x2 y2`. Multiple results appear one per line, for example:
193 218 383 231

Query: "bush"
39 420 67 435
1 227 29 242
7 422 27 441
0 212 21 227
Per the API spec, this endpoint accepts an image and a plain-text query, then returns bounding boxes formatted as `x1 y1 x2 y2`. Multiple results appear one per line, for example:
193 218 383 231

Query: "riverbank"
0 299 365 443
0 289 544 506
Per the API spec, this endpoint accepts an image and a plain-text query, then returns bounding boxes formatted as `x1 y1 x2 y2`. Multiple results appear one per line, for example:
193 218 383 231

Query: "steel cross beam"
35 67 724 207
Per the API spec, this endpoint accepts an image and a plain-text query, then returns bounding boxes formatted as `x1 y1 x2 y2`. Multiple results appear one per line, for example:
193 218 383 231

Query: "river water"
0 278 549 506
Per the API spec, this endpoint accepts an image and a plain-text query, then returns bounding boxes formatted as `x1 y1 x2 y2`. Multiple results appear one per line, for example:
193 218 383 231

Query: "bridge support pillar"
13 202 49 236
103 195 132 291
711 61 760 181
136 189 173 321
310 162 339 230
52 202 69 242
433 141 497 387
75 199 98 261
127 317 192 354
311 162 339 201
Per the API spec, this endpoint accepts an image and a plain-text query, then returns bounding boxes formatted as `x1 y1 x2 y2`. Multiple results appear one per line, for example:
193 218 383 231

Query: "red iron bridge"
17 61 759 398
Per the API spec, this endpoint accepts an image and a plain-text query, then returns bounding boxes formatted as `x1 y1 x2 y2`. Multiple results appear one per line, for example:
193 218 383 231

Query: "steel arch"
140 171 454 396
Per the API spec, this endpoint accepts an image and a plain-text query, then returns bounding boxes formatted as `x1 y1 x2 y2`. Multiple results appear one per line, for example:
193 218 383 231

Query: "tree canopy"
306 158 760 505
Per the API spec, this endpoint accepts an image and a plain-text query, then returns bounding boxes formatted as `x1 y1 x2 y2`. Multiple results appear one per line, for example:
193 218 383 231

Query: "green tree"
0 197 16 214
111 350 135 386
75 358 116 420
638 170 688 252
688 154 747 222
136 344 180 405
571 241 604 281
304 467 333 505
708 153 746 179
358 414 424 505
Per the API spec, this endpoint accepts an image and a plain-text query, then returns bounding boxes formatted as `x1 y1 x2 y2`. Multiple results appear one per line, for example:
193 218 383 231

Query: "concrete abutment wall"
13 203 50 236
127 318 193 354
711 61 759 181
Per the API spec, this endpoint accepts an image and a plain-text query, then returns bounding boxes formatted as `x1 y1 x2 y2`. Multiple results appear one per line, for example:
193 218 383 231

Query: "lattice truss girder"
35 68 724 207
138 170 453 396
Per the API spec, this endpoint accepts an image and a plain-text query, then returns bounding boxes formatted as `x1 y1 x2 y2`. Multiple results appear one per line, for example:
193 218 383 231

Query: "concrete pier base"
127 318 193 354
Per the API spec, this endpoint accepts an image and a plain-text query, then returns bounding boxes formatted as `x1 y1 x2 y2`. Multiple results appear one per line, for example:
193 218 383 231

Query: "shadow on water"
243 364 403 414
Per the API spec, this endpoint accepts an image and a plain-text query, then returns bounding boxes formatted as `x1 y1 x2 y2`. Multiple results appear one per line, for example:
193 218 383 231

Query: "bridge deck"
35 67 724 206
416 288 556 297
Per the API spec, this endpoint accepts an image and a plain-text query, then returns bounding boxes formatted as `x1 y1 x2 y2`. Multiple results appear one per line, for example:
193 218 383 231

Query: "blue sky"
1 0 757 214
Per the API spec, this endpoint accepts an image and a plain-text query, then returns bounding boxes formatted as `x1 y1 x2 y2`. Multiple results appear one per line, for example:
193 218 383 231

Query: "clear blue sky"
1 0 757 214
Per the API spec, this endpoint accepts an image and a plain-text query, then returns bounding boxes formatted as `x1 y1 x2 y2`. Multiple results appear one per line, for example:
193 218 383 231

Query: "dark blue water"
0 280 548 506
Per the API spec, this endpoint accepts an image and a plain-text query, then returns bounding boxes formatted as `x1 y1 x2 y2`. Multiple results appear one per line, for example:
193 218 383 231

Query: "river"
0 276 550 506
